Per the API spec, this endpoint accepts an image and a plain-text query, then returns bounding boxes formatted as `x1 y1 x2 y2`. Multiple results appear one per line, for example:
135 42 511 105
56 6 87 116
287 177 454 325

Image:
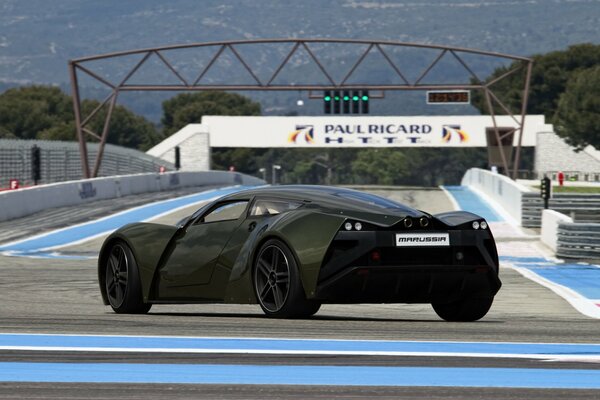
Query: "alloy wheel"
106 244 129 308
255 245 291 312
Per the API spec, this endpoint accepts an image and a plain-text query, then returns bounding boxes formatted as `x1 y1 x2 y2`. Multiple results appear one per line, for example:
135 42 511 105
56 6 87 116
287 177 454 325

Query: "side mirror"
174 216 196 239
176 216 191 229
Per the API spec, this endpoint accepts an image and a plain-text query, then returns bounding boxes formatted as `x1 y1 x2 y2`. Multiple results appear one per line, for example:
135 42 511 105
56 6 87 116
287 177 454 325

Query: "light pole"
272 164 281 185
259 167 267 182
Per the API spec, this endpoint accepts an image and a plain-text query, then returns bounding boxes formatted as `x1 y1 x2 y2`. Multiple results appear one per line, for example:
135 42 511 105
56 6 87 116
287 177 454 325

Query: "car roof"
225 185 420 216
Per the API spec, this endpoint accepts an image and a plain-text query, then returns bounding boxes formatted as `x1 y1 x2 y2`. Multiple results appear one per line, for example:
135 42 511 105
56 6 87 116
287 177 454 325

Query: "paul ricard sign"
202 116 545 148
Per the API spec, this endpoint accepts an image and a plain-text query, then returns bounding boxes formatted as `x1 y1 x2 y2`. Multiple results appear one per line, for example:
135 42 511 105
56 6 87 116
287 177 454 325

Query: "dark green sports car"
99 185 501 321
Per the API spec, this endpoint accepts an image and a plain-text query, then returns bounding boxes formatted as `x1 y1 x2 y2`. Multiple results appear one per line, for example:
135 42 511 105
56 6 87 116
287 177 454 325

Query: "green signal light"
343 95 350 101
362 95 369 101
334 96 340 101
352 95 359 101
324 96 331 101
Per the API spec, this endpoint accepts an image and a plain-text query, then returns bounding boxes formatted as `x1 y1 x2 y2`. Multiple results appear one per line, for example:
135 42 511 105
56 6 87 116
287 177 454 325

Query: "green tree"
554 66 600 149
0 85 161 151
210 146 490 186
471 43 600 118
351 149 409 185
284 159 321 184
0 125 16 139
161 92 261 136
401 148 488 186
211 147 269 173
0 86 72 139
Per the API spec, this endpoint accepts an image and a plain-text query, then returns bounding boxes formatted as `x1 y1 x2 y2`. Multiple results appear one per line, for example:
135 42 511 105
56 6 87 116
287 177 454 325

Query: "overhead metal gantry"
69 39 533 179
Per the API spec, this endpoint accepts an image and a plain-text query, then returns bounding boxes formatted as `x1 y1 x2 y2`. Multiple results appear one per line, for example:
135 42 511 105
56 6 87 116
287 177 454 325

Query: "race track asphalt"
0 185 598 399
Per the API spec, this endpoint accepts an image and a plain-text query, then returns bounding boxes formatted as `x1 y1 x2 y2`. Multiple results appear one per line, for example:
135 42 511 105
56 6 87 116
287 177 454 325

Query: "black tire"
432 297 494 322
253 239 321 318
105 242 151 314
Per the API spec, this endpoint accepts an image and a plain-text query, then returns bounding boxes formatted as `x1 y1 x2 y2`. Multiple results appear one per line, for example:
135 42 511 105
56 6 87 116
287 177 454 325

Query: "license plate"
395 232 450 247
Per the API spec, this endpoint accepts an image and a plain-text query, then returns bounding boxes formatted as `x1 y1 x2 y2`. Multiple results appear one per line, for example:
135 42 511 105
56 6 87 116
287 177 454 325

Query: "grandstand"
0 139 173 188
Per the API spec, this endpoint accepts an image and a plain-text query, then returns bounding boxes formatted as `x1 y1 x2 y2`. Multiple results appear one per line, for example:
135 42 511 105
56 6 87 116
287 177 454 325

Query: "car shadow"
146 311 501 324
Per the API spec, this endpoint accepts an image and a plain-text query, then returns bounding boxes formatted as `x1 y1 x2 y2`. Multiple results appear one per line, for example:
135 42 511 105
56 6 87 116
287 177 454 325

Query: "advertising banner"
202 115 547 148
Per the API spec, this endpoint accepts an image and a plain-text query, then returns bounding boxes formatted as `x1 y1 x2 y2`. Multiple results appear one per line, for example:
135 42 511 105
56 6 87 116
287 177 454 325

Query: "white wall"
0 171 264 222
541 209 573 252
461 168 530 225
146 125 210 171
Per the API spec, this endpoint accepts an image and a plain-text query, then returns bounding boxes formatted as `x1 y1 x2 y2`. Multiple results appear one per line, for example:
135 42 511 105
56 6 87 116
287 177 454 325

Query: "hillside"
1 0 599 119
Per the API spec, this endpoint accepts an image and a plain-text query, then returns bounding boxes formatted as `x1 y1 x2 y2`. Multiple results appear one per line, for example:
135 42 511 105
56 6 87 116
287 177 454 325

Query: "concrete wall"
146 125 210 171
461 168 531 225
0 171 264 222
541 209 573 252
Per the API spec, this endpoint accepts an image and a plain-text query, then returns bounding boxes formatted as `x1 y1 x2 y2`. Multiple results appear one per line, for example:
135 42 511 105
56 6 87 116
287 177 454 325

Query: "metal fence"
0 139 174 188
521 192 600 228
557 222 600 260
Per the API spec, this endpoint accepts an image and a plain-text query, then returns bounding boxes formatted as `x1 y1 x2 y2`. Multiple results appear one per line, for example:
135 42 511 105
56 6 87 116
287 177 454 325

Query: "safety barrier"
0 139 174 188
556 221 600 260
522 193 600 227
462 168 600 228
0 171 264 222
461 168 529 224
541 209 573 252
461 169 600 259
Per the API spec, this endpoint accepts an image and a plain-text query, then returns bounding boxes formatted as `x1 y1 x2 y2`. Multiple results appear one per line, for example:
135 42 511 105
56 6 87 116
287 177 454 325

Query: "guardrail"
522 193 600 228
462 168 600 228
541 209 573 252
557 222 600 260
0 171 264 222
461 169 600 259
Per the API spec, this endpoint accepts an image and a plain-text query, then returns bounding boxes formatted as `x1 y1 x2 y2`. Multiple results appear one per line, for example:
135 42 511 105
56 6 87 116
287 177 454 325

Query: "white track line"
506 263 600 319
0 186 242 252
0 346 599 362
438 185 460 211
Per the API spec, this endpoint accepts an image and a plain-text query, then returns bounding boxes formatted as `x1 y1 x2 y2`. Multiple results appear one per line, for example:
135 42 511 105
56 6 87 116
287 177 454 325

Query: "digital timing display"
427 91 470 104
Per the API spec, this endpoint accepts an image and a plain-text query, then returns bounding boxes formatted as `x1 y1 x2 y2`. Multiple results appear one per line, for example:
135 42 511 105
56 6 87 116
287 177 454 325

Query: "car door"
157 200 249 300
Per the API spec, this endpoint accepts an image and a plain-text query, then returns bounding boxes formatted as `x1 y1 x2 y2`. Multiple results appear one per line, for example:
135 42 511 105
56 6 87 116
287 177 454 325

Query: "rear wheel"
105 242 151 314
432 297 493 322
253 239 320 318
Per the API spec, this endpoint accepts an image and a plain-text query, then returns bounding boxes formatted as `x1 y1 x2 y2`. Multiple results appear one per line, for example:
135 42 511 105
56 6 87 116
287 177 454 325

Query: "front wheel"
105 242 151 314
432 297 493 322
253 239 321 318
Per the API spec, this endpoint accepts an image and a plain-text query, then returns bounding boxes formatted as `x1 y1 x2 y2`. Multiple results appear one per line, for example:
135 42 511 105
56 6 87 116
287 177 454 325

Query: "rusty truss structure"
69 39 533 179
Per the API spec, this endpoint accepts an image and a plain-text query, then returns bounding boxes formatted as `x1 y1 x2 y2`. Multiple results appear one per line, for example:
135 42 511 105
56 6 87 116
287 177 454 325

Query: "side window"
250 199 302 217
202 201 248 223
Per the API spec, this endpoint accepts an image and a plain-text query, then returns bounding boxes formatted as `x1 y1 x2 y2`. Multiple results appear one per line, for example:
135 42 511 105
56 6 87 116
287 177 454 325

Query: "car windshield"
332 191 405 210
